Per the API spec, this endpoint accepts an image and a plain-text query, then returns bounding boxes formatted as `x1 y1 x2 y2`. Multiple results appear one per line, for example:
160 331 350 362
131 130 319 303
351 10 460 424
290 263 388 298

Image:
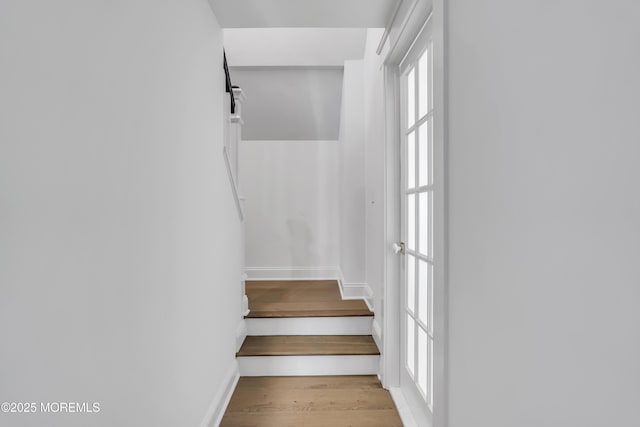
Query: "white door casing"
381 2 447 426
399 18 434 421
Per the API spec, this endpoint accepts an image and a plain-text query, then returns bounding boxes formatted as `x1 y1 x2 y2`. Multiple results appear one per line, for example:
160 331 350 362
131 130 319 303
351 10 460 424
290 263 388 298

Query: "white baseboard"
200 360 240 427
244 267 375 320
238 354 379 376
372 318 384 381
338 280 374 311
389 387 420 427
246 316 373 336
235 320 247 352
241 294 250 317
372 318 382 349
245 266 341 280
244 268 374 312
338 282 373 299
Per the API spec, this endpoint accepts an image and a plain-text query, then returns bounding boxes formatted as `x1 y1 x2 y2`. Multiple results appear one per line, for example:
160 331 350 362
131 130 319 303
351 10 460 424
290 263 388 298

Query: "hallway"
2 1 640 426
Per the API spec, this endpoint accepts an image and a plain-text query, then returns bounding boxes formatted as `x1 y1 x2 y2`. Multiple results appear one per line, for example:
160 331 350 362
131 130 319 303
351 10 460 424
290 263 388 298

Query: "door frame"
380 1 447 426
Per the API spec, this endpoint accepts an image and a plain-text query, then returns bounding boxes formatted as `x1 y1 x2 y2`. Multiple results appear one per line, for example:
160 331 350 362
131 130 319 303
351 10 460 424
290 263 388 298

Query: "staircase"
236 280 379 376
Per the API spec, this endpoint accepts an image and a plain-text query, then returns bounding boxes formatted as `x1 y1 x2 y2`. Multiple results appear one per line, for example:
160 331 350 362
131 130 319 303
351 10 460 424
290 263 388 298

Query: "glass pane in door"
418 326 428 395
419 191 430 257
407 194 415 251
419 121 430 187
401 35 435 414
418 49 430 118
407 255 416 313
407 314 415 376
407 68 415 128
418 260 431 327
408 131 416 189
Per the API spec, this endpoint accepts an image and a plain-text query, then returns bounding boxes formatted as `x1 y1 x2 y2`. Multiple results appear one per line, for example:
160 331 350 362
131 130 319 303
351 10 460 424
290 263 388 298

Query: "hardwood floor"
237 335 380 357
245 280 372 318
220 376 403 427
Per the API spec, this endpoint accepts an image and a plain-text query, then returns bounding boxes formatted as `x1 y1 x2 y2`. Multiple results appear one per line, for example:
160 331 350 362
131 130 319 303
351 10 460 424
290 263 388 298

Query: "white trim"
381 2 448 425
363 297 374 312
373 318 384 377
230 87 246 124
229 115 244 125
200 360 240 427
241 295 250 317
246 317 372 336
337 280 373 312
372 318 383 349
389 387 421 427
244 266 341 280
222 146 243 221
231 87 246 103
241 273 249 316
338 282 373 300
238 355 379 376
381 63 402 390
383 0 434 67
383 0 421 64
235 320 247 352
376 0 405 55
335 269 375 311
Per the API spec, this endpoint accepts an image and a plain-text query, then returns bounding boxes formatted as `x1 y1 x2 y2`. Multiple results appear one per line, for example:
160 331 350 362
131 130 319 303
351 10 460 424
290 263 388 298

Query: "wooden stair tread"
237 335 380 357
220 376 403 427
245 280 372 318
247 308 373 318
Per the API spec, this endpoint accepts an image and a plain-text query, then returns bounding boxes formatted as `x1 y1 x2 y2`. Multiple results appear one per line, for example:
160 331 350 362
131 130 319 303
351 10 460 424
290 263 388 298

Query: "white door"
400 20 435 422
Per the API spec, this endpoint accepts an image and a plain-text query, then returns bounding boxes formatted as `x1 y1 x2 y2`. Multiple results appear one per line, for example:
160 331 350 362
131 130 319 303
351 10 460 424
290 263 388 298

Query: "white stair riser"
246 317 373 336
238 355 379 376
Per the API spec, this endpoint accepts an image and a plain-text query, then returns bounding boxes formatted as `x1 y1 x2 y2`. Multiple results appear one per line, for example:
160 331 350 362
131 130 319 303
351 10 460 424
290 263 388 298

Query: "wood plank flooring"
237 335 380 357
220 376 403 427
245 280 372 318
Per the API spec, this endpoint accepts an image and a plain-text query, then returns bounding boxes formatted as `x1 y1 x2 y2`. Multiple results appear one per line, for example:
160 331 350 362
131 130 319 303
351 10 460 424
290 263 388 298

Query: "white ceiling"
208 0 398 28
224 28 368 67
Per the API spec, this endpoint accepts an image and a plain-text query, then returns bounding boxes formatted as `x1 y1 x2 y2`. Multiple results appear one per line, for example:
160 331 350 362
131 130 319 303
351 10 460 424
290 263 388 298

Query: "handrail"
223 51 236 114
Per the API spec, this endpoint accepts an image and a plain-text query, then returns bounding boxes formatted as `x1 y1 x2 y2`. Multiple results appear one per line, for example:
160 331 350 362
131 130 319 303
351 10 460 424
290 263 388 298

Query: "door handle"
392 242 406 255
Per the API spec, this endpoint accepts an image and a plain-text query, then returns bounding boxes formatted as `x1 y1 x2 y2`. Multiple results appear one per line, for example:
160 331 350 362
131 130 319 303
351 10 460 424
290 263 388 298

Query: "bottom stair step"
220 376 403 427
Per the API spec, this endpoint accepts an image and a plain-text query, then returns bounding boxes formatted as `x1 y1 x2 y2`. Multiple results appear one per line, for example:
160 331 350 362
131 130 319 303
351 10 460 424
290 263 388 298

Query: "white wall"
224 28 367 67
237 62 374 285
339 60 366 284
0 1 241 426
228 68 344 140
362 29 387 316
447 1 640 426
240 140 341 271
